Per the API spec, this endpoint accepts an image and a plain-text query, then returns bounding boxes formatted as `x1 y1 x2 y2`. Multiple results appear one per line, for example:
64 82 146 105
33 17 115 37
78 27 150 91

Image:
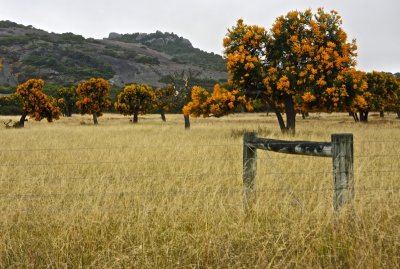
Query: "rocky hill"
0 20 228 92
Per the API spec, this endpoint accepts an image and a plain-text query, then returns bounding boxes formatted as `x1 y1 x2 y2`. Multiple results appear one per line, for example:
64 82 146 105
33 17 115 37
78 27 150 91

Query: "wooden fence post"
243 132 257 213
331 134 354 210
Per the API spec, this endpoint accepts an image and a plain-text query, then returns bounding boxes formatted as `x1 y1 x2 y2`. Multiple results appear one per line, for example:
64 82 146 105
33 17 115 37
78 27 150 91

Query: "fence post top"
331 133 353 139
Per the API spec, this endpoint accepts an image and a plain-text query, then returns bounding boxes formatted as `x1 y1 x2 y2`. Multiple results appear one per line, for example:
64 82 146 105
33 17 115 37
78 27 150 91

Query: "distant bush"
0 20 25 28
102 48 119 58
0 94 22 115
0 86 15 95
59 32 85 44
0 36 31 46
135 55 160 65
21 48 115 81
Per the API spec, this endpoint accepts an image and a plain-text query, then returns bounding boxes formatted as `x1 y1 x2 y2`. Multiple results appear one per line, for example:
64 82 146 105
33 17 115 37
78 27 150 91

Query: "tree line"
0 70 197 128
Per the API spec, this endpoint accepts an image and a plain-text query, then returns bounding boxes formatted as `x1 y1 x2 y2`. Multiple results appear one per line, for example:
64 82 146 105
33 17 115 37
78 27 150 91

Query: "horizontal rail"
246 137 332 157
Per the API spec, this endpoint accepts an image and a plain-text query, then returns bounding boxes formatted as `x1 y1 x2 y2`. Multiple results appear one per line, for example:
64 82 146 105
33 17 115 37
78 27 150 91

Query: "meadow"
0 112 399 268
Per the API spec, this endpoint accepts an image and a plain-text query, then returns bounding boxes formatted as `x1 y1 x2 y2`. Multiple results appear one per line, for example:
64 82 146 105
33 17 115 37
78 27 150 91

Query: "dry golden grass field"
0 112 399 268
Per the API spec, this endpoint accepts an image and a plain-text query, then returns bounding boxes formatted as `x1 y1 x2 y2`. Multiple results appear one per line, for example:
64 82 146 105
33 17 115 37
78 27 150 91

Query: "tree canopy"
56 86 77 117
114 84 155 123
183 84 252 118
75 78 111 124
361 71 400 121
218 8 367 133
15 79 61 127
154 85 176 122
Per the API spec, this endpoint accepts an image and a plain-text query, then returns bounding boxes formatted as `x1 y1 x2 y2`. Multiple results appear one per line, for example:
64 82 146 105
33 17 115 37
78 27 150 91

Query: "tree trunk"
93 114 98 125
17 111 27 128
133 111 138 123
184 115 190 129
266 99 286 133
397 111 400 119
359 111 369 122
380 111 384 118
160 108 166 122
301 112 306 119
67 104 73 117
351 112 359 122
284 95 296 135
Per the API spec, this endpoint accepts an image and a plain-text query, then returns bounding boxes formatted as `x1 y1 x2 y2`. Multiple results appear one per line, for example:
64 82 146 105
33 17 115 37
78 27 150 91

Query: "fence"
243 132 354 212
1 137 400 217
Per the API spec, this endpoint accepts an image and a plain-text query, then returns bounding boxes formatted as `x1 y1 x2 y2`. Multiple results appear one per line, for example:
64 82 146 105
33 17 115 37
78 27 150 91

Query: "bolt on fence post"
331 134 354 211
243 132 257 213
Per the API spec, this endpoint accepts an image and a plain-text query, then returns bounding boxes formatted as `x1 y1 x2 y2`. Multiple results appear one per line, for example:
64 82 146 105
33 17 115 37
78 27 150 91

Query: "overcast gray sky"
1 0 399 73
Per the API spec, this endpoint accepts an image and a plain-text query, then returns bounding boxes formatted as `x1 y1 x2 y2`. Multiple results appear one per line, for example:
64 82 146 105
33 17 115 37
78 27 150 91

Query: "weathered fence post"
243 132 257 213
331 134 354 210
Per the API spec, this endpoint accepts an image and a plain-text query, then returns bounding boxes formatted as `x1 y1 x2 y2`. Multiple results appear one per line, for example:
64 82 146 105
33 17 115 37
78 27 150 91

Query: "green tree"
0 93 22 116
154 85 175 122
364 72 400 120
56 86 77 117
114 84 155 123
75 78 111 125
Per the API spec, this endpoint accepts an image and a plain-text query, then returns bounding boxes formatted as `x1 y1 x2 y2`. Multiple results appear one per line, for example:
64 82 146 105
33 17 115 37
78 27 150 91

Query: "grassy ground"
0 112 399 268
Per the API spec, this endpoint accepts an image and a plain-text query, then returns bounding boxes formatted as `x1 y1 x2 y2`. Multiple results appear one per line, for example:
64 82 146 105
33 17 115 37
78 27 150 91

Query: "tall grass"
0 113 399 268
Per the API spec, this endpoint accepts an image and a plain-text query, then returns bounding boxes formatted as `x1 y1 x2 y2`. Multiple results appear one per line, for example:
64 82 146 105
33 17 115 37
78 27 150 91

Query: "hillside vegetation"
0 20 227 91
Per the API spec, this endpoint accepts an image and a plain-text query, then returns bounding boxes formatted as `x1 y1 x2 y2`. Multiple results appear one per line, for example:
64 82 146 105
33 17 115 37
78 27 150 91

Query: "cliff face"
0 21 228 89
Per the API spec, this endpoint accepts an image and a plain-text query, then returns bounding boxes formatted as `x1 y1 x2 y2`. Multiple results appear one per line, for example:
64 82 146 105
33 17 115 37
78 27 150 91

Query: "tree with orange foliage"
114 84 155 123
15 79 62 127
75 78 111 125
183 84 252 118
338 70 369 122
224 9 365 134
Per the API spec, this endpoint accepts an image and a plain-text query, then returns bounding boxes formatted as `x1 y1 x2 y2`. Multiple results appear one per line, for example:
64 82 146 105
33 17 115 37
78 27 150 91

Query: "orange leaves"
223 8 367 122
75 78 111 117
15 79 61 123
287 11 299 19
183 86 210 117
353 95 368 110
224 19 267 85
327 41 336 48
301 92 316 103
114 84 155 117
223 37 231 48
183 84 252 118
272 19 282 36
316 78 327 87
277 76 290 91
